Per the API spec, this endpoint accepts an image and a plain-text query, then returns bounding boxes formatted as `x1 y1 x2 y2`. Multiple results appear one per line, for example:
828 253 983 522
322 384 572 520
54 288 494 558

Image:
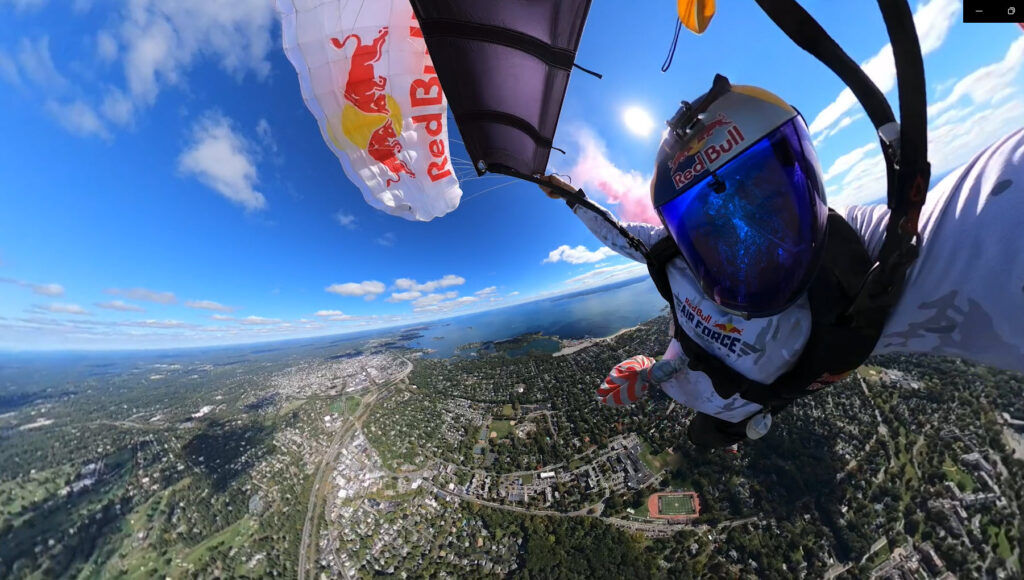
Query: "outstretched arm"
840 128 1024 374
540 175 669 264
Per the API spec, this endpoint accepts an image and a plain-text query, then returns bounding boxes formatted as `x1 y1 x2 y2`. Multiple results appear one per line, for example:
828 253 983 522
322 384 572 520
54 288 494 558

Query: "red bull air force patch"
681 297 746 355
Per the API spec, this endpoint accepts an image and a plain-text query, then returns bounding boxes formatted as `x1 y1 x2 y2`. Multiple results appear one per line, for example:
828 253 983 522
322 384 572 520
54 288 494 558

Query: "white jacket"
573 128 1024 422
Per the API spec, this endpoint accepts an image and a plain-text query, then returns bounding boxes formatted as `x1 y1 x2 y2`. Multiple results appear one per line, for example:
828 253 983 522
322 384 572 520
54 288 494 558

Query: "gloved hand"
538 174 577 200
598 355 656 406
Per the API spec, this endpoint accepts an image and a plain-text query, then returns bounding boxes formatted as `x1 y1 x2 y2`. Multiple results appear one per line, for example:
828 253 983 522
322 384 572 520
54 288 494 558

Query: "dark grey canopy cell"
408 0 593 179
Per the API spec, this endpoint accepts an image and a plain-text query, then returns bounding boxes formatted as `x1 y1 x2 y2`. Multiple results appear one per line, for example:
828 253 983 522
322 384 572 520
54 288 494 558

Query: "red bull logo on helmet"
670 114 746 190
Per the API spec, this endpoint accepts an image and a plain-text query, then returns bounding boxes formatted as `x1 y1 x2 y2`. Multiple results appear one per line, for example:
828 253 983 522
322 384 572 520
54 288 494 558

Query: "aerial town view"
4 0 1024 577
1 313 1022 578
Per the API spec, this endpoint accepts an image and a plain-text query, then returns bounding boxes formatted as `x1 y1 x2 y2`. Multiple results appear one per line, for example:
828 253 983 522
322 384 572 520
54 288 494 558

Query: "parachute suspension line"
572 63 603 79
661 19 683 73
551 145 567 155
487 163 651 259
459 180 517 203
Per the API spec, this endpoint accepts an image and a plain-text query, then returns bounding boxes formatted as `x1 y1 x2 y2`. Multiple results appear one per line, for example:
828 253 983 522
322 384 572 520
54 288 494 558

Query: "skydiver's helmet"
652 74 828 319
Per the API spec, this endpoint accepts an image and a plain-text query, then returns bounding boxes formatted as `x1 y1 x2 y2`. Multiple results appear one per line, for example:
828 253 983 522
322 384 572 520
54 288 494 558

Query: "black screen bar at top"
963 0 1024 23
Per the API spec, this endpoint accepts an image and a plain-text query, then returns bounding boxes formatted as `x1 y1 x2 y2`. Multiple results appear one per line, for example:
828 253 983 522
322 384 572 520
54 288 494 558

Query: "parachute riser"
485 163 652 260
753 0 931 331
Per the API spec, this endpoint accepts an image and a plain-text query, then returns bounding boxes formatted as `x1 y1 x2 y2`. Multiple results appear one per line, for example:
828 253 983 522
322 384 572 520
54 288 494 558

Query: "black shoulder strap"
754 0 930 328
646 235 680 305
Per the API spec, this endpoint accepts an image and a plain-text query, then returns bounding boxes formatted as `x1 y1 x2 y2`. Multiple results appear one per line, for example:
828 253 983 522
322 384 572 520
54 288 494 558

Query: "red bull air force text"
682 297 744 355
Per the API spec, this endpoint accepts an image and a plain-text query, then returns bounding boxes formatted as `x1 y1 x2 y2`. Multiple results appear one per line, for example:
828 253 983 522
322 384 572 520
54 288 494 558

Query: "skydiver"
541 77 1024 449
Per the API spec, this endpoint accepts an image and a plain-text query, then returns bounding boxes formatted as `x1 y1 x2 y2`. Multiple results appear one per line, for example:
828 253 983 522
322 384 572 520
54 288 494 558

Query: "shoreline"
552 325 640 357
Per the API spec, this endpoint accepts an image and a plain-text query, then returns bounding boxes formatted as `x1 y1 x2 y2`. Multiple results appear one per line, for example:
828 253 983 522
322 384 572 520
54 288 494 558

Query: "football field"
659 494 696 516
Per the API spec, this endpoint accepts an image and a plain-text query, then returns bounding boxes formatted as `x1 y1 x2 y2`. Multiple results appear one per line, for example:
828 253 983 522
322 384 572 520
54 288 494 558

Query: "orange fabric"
677 0 716 34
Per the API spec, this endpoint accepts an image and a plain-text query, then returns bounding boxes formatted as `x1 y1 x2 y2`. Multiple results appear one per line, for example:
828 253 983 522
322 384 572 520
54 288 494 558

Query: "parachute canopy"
279 0 462 221
408 0 593 180
678 0 717 34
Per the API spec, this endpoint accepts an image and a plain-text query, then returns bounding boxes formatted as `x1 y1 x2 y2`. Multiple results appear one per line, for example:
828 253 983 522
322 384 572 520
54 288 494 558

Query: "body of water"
406 277 669 358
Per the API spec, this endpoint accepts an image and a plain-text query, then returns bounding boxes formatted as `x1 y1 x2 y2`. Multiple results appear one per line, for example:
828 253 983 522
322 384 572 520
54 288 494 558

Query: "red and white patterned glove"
598 355 656 406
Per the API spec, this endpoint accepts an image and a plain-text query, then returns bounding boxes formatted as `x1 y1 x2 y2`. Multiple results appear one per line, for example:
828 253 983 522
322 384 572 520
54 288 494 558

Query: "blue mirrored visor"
656 117 827 317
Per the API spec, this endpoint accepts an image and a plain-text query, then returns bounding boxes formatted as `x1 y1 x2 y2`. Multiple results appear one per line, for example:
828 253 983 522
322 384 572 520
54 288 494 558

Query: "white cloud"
928 36 1024 119
96 31 118 63
474 286 498 297
563 127 659 225
829 36 1024 207
312 310 359 321
128 319 189 329
15 36 67 91
101 89 135 127
411 291 478 313
255 118 276 153
210 314 233 321
0 52 22 86
112 0 274 110
928 99 1024 178
808 0 959 138
185 299 234 312
105 287 177 304
827 151 888 207
411 291 458 309
375 232 397 246
96 300 144 312
393 275 465 293
0 277 65 296
324 314 355 321
822 142 876 182
325 280 386 298
1 0 48 11
563 263 647 288
813 113 864 148
543 244 616 265
45 100 110 139
239 315 281 325
386 291 422 302
334 211 357 229
41 303 90 315
179 113 266 211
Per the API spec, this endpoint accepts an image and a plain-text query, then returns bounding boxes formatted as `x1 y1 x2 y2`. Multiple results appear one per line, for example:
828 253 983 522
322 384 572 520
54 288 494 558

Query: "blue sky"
0 0 1021 350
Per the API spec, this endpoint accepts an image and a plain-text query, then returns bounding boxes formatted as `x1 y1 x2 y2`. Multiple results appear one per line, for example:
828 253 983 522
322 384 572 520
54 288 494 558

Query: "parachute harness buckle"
878 121 902 167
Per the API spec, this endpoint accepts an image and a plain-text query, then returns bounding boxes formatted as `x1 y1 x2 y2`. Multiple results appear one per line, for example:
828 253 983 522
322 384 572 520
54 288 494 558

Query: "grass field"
659 494 696 516
501 404 514 417
329 396 361 416
943 458 975 493
489 420 514 439
639 440 683 473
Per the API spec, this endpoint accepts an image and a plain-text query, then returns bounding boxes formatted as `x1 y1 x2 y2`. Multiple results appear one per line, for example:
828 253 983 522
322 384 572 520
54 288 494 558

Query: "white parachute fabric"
279 0 462 221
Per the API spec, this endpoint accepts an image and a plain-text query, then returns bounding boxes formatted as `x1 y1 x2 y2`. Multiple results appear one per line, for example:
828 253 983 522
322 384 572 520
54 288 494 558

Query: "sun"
622 106 656 138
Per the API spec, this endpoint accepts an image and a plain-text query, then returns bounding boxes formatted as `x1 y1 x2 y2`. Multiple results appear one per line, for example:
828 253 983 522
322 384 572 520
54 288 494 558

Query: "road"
297 357 412 580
